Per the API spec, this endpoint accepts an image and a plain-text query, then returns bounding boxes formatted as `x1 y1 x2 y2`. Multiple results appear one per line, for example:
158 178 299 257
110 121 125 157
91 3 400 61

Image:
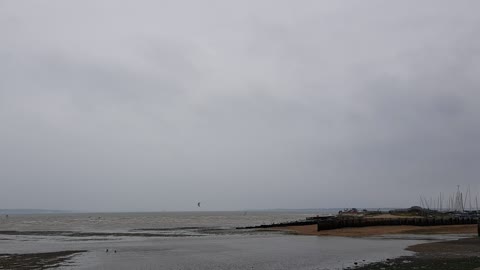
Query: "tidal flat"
0 212 477 269
357 237 480 270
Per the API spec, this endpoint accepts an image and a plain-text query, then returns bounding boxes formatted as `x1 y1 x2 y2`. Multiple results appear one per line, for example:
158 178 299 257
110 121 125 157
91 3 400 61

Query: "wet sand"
269 223 480 269
356 237 480 270
270 224 477 237
0 250 86 269
0 234 422 270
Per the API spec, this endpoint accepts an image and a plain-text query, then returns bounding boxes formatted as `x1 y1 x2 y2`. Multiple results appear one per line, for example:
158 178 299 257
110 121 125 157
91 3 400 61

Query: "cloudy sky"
1 1 479 211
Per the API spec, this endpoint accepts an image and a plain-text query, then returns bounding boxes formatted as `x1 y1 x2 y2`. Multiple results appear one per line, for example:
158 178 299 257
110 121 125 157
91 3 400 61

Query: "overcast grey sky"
1 1 479 211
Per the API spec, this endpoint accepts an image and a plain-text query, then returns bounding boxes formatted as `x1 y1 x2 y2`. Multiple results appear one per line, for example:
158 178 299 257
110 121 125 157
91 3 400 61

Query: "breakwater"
236 216 479 231
237 220 317 229
317 217 479 231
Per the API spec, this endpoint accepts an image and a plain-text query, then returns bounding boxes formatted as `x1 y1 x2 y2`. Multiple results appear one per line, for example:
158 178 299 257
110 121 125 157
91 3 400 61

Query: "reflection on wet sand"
0 250 86 270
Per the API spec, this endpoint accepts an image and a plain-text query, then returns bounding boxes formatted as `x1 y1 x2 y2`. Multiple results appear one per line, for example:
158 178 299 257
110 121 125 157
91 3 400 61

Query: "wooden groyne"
317 217 479 231
237 220 317 230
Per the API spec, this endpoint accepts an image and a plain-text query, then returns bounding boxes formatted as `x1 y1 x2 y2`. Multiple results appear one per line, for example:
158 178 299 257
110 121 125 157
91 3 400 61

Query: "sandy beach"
269 224 477 237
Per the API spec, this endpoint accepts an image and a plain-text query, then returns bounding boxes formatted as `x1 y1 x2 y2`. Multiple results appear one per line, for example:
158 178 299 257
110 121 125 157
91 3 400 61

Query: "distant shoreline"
0 209 73 215
0 208 395 215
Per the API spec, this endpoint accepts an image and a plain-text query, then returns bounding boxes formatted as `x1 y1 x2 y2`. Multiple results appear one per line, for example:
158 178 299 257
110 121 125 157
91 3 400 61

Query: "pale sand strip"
269 224 477 237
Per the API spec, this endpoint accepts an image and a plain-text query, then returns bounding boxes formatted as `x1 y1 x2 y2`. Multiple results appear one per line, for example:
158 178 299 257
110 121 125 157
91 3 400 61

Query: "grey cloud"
1 0 480 211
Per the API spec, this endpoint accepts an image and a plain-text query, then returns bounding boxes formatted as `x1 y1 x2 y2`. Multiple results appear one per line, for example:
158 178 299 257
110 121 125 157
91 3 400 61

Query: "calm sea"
0 211 426 270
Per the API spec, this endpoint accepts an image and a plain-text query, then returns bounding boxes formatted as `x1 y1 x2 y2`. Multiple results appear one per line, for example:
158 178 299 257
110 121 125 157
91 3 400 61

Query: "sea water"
0 211 424 269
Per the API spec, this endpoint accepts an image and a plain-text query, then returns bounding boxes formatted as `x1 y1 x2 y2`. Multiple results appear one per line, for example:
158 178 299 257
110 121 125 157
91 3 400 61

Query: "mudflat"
0 250 86 270
356 237 480 270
